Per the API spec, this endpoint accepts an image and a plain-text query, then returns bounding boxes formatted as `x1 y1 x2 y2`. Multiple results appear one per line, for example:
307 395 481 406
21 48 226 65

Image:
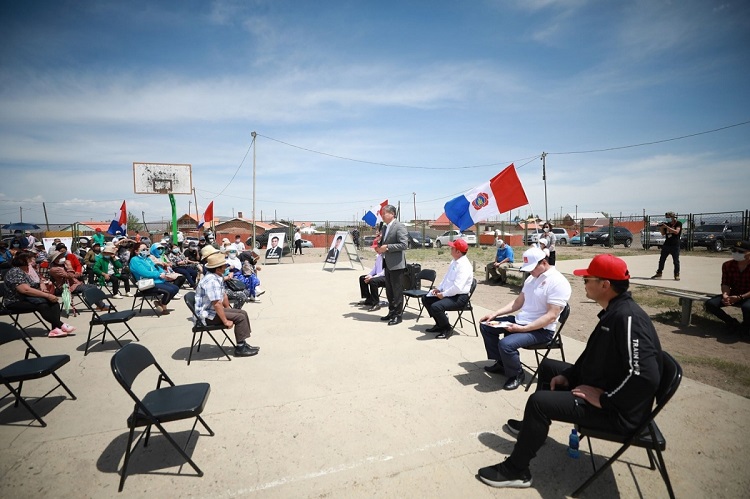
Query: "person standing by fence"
651 211 682 281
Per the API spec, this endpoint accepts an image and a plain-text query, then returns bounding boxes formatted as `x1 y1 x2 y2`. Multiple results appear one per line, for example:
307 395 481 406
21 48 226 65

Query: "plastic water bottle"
567 428 580 459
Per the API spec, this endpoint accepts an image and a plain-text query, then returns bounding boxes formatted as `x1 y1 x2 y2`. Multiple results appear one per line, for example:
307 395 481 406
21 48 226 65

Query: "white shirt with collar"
435 254 473 297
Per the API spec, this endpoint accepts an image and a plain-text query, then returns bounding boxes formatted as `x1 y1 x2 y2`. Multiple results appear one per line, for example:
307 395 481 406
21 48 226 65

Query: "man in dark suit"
326 235 344 263
375 204 409 325
265 236 282 259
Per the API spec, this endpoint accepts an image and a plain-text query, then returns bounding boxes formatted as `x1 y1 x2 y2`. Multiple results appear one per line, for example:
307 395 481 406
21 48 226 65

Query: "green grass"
630 285 682 309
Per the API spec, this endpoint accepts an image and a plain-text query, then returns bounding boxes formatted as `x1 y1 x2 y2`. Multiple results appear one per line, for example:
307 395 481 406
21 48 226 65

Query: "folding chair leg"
206 332 233 362
3 382 47 426
154 421 204 477
51 372 77 400
572 438 637 497
119 425 137 492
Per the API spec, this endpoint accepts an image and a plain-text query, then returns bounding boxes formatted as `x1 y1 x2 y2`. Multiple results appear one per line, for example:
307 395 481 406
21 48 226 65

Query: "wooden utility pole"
541 152 548 221
42 202 50 230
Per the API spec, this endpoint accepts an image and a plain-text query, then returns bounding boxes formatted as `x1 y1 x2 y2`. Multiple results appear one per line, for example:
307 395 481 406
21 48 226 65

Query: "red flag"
489 164 529 213
107 200 128 234
118 200 127 227
198 201 213 228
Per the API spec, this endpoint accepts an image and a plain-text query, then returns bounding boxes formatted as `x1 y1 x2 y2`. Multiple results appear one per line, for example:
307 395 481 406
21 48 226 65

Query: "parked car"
551 228 570 245
362 235 376 247
246 227 290 249
407 231 433 249
183 236 199 247
640 223 688 249
434 230 476 248
300 239 314 248
693 223 744 252
570 234 582 246
584 226 634 247
523 228 544 245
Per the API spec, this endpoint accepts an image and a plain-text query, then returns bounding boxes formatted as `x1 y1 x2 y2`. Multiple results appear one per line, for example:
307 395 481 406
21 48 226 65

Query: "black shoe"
368 304 381 312
381 313 394 321
651 272 662 279
505 419 522 436
503 372 525 391
387 315 403 326
477 460 532 488
484 361 505 374
234 344 259 357
436 328 455 339
425 324 443 333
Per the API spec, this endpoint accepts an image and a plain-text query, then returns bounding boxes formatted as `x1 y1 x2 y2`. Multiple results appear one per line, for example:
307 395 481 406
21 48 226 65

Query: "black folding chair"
522 303 570 391
184 292 236 365
110 343 214 492
0 283 45 341
572 351 682 498
0 322 76 426
129 274 162 315
448 278 479 336
401 269 437 321
81 287 138 356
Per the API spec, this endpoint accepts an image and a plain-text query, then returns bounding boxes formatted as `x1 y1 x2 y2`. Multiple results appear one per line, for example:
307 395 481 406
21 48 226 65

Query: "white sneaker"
255 288 266 297
249 296 261 303
112 293 123 299
173 293 182 300
125 291 134 297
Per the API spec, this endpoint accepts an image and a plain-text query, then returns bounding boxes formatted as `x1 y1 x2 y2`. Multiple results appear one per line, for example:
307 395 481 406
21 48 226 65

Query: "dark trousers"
294 239 303 254
173 266 197 288
705 295 750 327
422 294 469 328
206 307 251 343
7 300 63 329
154 282 180 305
384 266 405 316
507 359 623 472
105 275 131 295
548 250 556 266
657 244 680 275
359 275 385 304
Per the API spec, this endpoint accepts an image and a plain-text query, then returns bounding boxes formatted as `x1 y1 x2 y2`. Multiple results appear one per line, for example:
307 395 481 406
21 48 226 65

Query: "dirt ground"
296 242 750 399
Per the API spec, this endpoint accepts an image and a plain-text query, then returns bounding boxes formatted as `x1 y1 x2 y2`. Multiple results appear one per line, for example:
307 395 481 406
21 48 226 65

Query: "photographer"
651 211 683 280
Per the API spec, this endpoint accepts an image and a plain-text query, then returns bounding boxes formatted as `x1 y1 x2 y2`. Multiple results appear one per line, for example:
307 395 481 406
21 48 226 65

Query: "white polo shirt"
515 267 571 331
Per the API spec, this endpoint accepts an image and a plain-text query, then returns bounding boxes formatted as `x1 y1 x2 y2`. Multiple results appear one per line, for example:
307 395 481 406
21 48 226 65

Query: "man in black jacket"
477 254 662 489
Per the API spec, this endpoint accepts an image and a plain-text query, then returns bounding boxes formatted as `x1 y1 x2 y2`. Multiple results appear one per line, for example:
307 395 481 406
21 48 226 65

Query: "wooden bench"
657 289 714 326
484 264 527 283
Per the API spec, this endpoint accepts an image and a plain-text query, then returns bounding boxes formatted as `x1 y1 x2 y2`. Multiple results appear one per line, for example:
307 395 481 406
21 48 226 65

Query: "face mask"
172 248 180 254
57 258 66 265
223 268 230 276
543 228 550 232
732 252 746 262
139 250 149 257
229 251 237 257
154 249 163 256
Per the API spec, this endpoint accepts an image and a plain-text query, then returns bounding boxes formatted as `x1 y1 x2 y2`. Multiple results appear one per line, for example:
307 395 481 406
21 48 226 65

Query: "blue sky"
1 0 748 227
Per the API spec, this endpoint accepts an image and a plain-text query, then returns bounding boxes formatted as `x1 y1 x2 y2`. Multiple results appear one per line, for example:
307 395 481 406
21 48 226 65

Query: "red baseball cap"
573 254 630 280
95 228 101 232
448 239 469 253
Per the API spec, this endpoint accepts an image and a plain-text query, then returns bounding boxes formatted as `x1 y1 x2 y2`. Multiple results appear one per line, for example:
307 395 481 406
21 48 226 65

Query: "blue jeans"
480 315 554 377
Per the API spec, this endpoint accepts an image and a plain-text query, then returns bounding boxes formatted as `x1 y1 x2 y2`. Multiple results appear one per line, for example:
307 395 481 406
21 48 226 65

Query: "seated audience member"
11 230 29 250
479 247 572 390
220 237 233 253
92 227 106 246
705 240 750 335
33 241 47 264
3 250 76 337
195 253 261 357
234 235 246 252
149 242 186 292
167 245 198 288
477 254 662 489
358 233 385 310
486 239 514 283
83 242 101 283
25 230 37 247
200 245 248 308
55 243 83 274
93 243 133 298
129 242 180 315
421 239 473 338
47 251 108 310
0 241 13 270
227 247 263 301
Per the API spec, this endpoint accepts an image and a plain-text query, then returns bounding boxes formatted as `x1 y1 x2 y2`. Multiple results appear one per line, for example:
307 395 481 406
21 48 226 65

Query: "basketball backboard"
133 163 193 194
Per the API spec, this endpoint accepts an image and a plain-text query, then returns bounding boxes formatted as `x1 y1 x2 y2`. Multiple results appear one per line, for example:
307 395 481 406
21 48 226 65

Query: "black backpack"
401 262 421 290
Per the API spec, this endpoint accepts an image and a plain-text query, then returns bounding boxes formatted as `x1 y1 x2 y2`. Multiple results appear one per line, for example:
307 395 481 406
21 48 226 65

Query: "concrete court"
1 256 748 499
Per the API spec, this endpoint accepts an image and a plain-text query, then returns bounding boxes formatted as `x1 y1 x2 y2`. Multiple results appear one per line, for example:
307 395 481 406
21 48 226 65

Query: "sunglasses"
583 277 606 283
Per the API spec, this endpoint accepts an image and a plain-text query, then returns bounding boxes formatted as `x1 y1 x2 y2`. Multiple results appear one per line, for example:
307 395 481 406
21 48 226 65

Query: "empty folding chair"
110 343 214 492
0 322 76 426
401 269 437 321
81 287 139 355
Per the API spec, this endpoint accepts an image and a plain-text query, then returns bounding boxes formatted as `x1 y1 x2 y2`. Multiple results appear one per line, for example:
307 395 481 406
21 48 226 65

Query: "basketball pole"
169 194 178 245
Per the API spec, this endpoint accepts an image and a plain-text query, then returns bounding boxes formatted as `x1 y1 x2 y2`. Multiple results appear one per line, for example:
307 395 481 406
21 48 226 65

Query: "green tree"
127 211 143 232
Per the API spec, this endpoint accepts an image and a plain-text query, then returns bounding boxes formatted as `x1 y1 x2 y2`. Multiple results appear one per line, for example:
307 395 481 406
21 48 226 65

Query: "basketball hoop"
153 178 173 194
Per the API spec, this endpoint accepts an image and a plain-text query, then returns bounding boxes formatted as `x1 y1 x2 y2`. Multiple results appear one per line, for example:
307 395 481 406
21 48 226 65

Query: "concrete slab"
1 260 748 498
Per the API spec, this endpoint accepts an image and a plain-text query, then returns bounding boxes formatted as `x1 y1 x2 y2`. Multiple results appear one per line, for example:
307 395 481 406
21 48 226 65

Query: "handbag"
226 278 246 292
137 278 155 291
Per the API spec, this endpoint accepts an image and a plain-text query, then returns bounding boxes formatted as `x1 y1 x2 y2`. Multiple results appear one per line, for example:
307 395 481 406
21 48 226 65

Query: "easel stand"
322 233 364 272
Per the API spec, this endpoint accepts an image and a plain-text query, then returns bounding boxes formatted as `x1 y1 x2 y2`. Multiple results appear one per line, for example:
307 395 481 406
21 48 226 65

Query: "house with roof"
563 212 608 227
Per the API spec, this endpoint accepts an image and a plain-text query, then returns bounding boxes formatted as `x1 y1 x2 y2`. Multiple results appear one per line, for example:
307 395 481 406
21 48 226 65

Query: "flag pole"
541 152 548 221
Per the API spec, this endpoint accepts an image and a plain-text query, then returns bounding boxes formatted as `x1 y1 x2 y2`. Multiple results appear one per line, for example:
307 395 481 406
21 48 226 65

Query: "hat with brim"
205 253 227 269
200 245 219 259
520 247 547 272
48 251 63 264
102 242 117 255
573 254 630 280
447 238 469 253
34 241 44 247
733 241 750 252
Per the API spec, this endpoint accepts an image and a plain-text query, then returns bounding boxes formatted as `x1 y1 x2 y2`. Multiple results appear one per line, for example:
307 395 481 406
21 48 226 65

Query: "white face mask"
543 227 550 232
732 252 746 262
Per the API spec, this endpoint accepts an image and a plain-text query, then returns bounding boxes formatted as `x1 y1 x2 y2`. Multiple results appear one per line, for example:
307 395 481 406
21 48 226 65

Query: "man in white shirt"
421 239 474 338
479 247 572 390
233 235 246 252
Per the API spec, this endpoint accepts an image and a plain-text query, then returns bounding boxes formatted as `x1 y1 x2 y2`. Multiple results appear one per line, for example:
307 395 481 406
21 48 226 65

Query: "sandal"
48 328 68 338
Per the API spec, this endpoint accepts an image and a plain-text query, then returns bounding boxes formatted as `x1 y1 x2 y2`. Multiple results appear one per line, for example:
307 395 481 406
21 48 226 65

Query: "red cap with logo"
573 254 630 280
